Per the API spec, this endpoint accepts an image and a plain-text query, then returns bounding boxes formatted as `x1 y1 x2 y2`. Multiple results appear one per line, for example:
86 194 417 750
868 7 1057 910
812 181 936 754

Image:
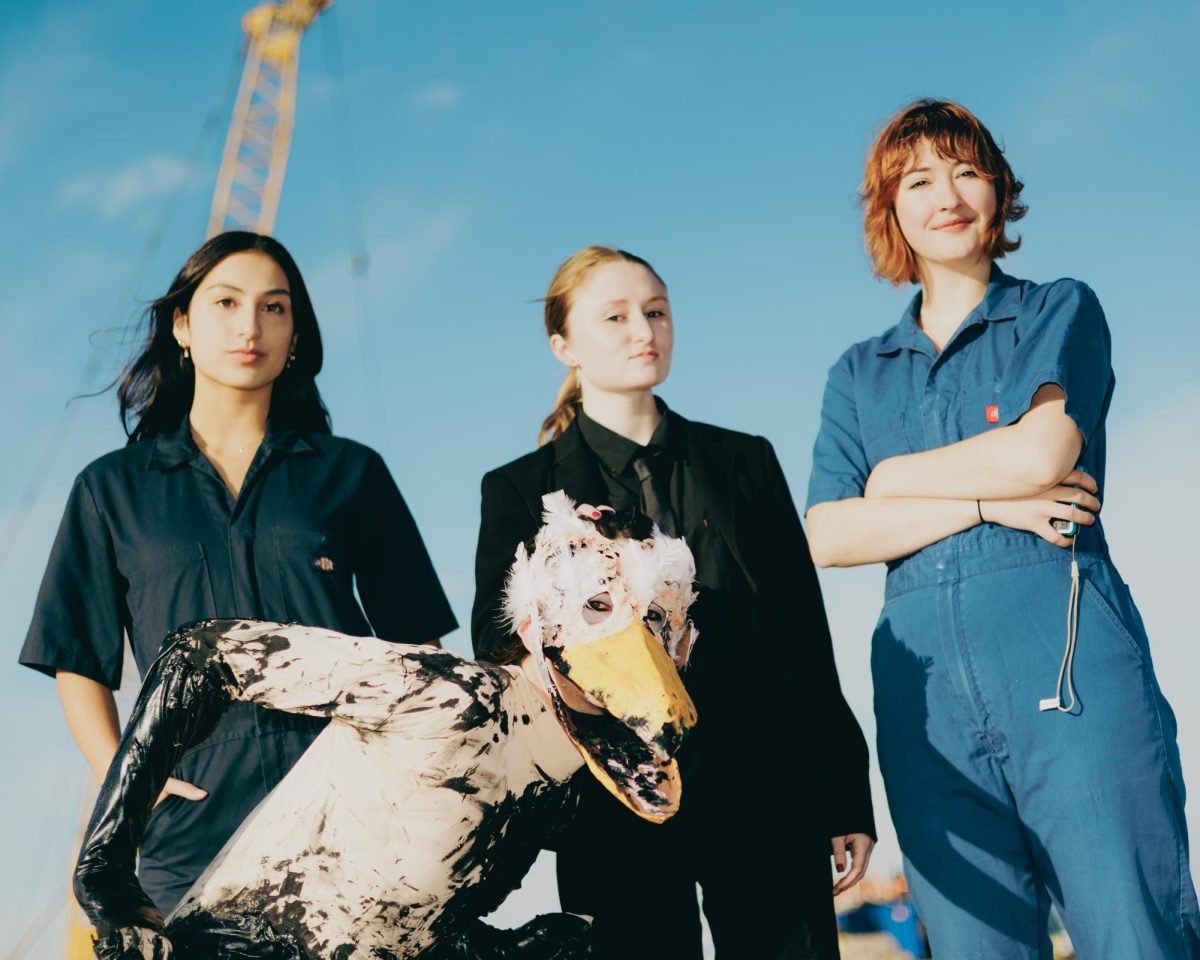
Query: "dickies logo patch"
313 555 335 573
985 404 1000 424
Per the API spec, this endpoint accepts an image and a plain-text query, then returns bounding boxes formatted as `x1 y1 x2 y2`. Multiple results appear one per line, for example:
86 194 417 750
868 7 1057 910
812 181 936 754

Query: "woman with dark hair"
20 231 457 914
806 100 1199 957
472 246 876 960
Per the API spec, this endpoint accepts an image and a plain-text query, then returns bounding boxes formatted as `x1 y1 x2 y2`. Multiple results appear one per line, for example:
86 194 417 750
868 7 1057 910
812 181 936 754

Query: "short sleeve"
19 474 127 687
806 349 870 512
353 451 458 645
996 280 1113 446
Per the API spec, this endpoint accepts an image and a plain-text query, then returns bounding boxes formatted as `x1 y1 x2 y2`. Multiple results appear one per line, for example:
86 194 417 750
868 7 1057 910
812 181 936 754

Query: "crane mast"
206 0 331 238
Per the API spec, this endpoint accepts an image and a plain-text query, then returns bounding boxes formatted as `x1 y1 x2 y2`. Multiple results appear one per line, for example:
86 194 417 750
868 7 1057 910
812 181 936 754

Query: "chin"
209 374 282 393
636 367 670 389
932 236 986 261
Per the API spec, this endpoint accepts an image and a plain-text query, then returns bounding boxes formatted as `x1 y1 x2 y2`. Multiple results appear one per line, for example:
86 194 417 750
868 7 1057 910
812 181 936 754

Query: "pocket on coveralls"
862 413 912 469
1081 578 1151 668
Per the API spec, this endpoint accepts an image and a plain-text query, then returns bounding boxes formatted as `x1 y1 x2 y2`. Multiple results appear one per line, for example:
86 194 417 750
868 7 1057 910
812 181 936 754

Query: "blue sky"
2 0 1198 951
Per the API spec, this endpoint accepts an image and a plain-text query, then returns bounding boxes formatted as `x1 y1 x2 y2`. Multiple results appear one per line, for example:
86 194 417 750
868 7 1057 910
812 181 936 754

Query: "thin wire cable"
321 6 369 278
0 46 244 574
319 9 392 443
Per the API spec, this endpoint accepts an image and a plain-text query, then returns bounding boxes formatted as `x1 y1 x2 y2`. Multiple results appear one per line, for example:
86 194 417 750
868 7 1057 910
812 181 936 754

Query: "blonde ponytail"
537 368 582 447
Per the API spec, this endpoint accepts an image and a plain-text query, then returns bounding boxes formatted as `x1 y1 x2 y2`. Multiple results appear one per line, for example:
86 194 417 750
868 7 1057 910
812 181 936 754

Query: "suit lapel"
681 417 757 592
548 419 609 509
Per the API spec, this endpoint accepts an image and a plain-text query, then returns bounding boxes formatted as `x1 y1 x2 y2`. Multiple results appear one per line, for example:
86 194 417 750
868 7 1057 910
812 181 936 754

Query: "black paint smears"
564 709 674 810
435 777 577 933
166 910 306 958
402 648 505 734
75 625 592 959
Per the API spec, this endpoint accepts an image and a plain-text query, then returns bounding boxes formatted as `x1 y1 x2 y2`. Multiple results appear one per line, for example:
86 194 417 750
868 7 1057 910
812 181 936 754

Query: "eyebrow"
203 282 291 296
903 159 973 176
598 295 668 310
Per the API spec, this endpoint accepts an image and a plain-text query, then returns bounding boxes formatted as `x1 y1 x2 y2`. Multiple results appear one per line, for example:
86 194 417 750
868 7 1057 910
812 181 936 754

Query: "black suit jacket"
472 414 875 842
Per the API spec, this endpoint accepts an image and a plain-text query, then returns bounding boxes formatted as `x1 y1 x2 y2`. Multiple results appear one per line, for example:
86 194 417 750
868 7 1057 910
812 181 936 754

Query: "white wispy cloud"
408 82 463 110
57 154 191 219
1014 4 1200 145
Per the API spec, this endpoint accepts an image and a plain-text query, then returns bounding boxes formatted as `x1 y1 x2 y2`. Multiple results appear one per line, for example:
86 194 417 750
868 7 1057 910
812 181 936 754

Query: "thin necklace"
198 436 262 457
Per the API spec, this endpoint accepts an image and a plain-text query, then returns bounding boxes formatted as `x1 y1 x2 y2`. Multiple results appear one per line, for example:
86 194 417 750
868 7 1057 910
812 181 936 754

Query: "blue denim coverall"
807 267 1200 958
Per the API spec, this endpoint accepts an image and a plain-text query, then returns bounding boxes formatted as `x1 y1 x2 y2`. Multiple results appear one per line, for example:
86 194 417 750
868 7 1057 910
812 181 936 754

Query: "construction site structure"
206 0 332 238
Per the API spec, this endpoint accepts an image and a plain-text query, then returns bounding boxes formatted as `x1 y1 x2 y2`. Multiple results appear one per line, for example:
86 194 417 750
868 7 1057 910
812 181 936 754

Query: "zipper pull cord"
1040 536 1080 713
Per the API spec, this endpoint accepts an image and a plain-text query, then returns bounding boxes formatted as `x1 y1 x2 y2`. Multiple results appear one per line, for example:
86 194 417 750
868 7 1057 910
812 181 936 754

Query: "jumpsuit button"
980 731 1009 757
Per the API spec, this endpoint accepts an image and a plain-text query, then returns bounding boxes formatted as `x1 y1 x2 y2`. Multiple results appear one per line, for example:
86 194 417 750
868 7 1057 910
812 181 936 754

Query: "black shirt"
20 419 457 911
575 403 679 525
575 403 729 590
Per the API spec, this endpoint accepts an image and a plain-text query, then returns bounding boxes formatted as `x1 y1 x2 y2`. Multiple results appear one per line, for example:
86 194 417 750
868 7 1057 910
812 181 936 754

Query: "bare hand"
981 480 1100 548
155 776 207 807
1060 468 1098 494
831 833 875 895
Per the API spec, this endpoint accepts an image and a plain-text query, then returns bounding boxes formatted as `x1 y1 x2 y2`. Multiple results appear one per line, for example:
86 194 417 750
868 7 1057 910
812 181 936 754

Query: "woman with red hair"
806 99 1199 958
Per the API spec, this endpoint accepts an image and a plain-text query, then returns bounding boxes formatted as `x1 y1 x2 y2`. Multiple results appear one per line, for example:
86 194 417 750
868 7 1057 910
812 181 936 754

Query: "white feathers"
538 490 592 539
500 490 699 663
650 527 697 588
503 492 596 630
501 543 536 633
615 537 662 612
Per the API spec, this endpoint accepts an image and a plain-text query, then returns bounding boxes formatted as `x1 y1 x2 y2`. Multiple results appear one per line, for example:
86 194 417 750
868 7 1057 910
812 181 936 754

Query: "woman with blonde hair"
806 99 1199 957
473 245 876 960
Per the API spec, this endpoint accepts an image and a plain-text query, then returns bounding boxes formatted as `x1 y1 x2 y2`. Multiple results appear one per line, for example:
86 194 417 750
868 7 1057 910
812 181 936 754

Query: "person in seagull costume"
74 492 699 960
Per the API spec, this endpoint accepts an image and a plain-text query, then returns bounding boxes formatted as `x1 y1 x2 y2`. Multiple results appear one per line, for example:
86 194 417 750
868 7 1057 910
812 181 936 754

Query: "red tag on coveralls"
985 405 1000 423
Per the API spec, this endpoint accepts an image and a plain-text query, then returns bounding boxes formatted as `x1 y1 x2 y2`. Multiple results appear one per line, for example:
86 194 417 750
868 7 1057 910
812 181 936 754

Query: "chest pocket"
271 528 370 635
122 541 215 668
861 413 912 470
959 381 1004 442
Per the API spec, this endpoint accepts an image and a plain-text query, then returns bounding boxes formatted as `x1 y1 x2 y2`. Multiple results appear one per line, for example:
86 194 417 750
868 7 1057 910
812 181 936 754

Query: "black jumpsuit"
20 419 457 912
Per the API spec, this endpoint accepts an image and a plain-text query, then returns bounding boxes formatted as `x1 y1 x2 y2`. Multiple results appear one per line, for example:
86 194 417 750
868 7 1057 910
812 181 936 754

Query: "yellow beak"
557 619 698 822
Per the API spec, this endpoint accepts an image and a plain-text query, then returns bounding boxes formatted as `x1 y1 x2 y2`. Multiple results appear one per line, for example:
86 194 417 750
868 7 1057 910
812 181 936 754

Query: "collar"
147 416 317 471
575 397 677 476
976 264 1025 321
875 264 1025 357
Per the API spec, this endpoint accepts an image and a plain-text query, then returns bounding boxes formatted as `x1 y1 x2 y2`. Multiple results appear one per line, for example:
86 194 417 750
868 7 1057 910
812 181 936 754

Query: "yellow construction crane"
207 0 332 237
